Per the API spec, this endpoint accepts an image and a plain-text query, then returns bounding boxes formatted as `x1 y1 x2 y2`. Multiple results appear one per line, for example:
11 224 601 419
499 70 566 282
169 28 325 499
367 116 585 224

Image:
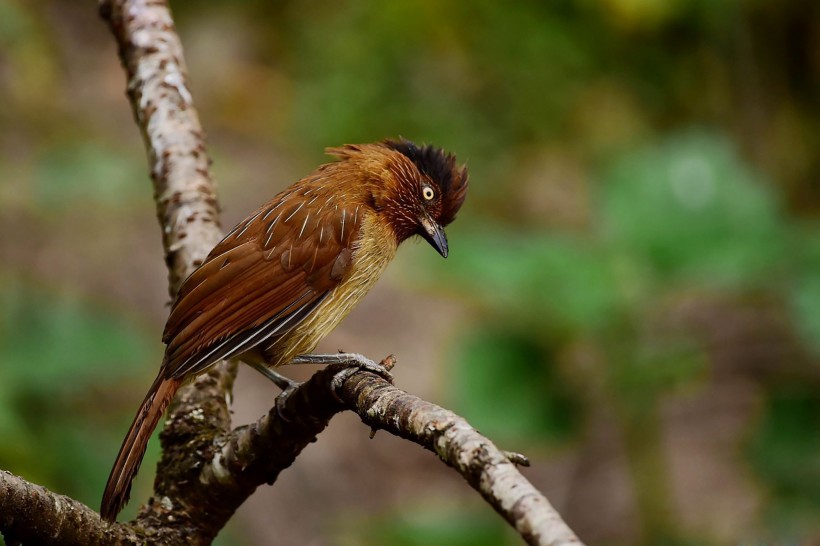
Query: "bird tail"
100 375 180 521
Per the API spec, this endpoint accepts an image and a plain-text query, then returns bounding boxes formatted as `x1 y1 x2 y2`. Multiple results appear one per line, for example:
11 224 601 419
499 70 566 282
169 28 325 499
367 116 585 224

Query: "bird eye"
422 186 435 201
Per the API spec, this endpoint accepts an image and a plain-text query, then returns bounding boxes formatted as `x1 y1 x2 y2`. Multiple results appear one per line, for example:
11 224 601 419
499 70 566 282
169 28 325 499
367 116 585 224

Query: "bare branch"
336 368 584 546
99 0 222 290
0 470 140 546
99 0 238 537
191 359 585 546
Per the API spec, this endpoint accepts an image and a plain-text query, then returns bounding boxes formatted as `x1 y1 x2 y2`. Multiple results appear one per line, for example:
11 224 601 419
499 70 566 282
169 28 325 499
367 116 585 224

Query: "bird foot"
329 355 395 402
247 355 394 418
291 353 395 399
274 381 302 423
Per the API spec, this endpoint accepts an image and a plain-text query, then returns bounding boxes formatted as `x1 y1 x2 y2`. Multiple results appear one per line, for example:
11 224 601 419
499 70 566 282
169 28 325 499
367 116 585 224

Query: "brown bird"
100 139 468 521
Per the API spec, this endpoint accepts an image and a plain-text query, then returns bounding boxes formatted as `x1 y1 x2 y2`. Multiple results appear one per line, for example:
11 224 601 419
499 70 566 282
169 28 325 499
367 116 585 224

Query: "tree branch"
0 470 138 546
0 359 585 546
194 358 584 546
99 0 239 538
336 367 583 546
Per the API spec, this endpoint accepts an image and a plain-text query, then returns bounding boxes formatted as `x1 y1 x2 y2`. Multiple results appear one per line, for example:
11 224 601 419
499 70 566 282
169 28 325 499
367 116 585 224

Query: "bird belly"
263 213 398 368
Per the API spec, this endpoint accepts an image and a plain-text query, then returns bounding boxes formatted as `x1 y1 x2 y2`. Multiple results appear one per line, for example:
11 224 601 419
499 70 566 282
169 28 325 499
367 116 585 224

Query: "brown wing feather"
161 185 361 380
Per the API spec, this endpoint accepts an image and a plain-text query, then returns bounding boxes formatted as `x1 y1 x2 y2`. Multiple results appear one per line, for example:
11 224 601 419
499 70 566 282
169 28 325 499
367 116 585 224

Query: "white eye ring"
422 186 435 200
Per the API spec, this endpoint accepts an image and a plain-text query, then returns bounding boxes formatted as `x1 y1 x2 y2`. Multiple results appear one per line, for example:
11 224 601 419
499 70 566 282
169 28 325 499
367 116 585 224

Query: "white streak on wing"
262 199 285 221
284 202 304 223
340 209 346 242
317 195 332 215
267 211 283 235
298 213 310 239
173 291 314 378
228 208 263 239
319 225 325 245
310 244 319 271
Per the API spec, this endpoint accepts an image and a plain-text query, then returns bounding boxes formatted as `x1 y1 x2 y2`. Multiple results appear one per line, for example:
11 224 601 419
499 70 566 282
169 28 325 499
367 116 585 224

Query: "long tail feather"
100 375 180 521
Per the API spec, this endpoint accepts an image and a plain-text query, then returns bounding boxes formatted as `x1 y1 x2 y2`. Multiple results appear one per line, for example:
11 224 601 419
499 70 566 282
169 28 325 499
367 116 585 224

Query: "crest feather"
382 138 468 226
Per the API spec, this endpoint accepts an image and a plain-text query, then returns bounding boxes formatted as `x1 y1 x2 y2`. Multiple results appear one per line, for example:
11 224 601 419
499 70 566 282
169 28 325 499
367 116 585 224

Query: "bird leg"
246 362 303 422
247 361 301 391
248 354 394 417
290 352 394 384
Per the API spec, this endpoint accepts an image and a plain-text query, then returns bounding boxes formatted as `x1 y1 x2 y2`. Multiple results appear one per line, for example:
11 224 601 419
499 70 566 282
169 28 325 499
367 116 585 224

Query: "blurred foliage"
1 0 819 544
601 133 787 287
33 143 147 210
341 506 513 546
439 131 787 403
453 328 579 443
749 385 820 540
432 131 819 542
0 279 156 506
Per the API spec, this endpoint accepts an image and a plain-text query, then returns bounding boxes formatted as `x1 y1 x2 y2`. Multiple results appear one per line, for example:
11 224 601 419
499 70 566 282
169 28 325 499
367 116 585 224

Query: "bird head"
326 139 468 257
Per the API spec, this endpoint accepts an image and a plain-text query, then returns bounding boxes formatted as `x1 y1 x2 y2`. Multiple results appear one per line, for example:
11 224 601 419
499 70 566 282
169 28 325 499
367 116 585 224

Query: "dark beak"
419 215 449 258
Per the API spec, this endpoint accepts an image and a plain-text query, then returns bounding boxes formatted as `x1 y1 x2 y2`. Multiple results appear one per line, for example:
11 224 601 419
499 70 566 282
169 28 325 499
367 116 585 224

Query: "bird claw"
243 362 303 421
252 354 394 407
290 353 394 402
328 355 395 403
275 381 301 422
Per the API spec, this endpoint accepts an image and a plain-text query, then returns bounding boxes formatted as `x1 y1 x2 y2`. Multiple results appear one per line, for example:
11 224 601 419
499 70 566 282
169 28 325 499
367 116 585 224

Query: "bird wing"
161 188 362 380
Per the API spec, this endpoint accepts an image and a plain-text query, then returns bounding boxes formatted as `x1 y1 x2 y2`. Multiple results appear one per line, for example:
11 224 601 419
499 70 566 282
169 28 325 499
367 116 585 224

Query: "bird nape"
100 139 468 521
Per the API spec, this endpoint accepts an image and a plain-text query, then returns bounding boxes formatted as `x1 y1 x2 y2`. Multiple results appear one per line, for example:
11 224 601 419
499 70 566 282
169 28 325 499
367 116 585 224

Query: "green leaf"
0 279 158 499
0 282 155 389
429 231 622 334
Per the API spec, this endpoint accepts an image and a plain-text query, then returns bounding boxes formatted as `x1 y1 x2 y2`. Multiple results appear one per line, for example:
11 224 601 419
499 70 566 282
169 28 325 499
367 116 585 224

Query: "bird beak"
419 215 449 258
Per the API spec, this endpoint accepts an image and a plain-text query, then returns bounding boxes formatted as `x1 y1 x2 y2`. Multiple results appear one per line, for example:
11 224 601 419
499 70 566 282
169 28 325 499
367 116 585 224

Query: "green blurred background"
1 1 819 544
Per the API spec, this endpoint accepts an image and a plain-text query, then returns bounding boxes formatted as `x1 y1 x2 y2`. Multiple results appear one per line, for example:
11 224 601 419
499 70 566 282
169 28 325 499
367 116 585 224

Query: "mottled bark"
336 365 583 546
0 470 138 546
99 0 237 542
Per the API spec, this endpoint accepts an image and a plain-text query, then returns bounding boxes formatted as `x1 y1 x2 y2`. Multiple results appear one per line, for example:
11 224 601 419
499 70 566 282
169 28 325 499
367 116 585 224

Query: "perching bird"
100 139 468 521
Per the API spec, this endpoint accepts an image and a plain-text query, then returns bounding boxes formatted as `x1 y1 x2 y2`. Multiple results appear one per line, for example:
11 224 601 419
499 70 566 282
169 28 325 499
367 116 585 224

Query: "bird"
100 138 468 521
